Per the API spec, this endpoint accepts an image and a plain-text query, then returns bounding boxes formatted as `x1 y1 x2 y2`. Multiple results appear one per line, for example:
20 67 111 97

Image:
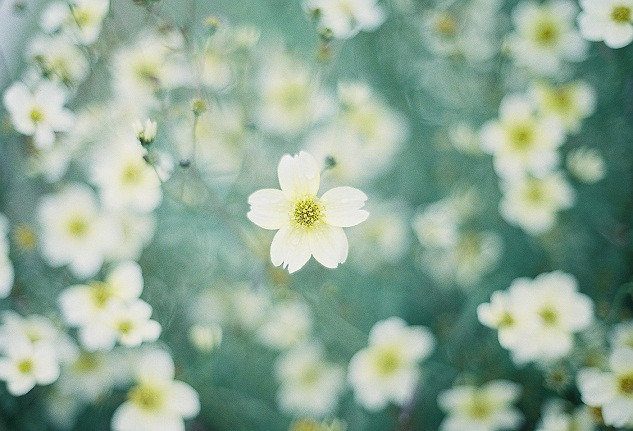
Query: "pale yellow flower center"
17 359 34 374
435 13 458 36
300 365 321 386
117 319 134 335
292 197 323 228
374 347 401 376
612 6 631 23
468 395 493 419
525 181 546 203
498 311 515 328
533 20 560 46
508 123 535 150
128 384 165 412
121 163 144 185
14 225 37 251
618 374 633 395
275 82 308 110
30 108 45 123
538 306 558 326
70 7 92 27
66 216 89 238
289 419 321 431
73 352 101 372
90 281 113 308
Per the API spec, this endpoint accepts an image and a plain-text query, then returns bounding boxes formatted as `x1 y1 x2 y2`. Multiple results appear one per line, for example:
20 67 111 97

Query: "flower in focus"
531 81 596 134
566 147 606 184
438 380 523 431
578 0 633 49
304 0 386 39
247 151 369 273
347 317 435 411
111 349 200 431
577 346 633 428
275 342 345 418
134 119 157 147
480 94 566 180
507 0 588 76
2 81 74 149
499 172 575 235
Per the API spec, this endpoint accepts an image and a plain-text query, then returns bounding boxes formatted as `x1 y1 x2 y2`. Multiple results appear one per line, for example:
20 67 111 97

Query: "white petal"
247 189 289 230
137 349 174 381
108 261 143 300
308 225 348 268
168 381 200 418
603 23 633 48
270 226 311 273
277 152 320 198
7 376 36 396
321 187 369 227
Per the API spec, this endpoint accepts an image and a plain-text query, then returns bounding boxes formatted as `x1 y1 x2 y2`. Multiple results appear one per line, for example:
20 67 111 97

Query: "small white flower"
438 380 523 431
106 211 156 262
104 299 161 348
57 350 117 403
256 300 312 350
507 0 588 76
112 349 200 431
566 147 606 184
611 320 633 350
499 172 575 235
0 337 60 396
531 81 596 134
480 94 566 180
577 346 633 428
247 151 369 273
412 201 460 249
304 0 386 39
37 184 121 278
188 324 223 352
578 0 633 49
40 0 110 45
0 214 14 299
2 81 74 149
134 119 157 147
348 317 435 411
27 34 89 85
536 398 595 431
275 342 345 418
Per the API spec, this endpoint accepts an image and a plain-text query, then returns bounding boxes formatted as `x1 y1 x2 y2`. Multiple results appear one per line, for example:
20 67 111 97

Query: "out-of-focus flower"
348 317 435 411
304 0 386 39
566 147 606 184
27 34 89 86
578 0 633 49
289 418 347 431
0 337 60 396
531 81 596 134
275 342 345 418
507 0 588 76
188 324 223 352
106 211 156 262
480 94 566 180
535 398 596 431
438 380 523 431
0 215 14 299
577 346 633 428
37 184 121 278
448 122 484 155
247 151 369 273
611 320 633 350
57 350 117 403
412 201 460 249
40 0 109 45
499 172 575 235
3 81 74 149
479 271 594 365
111 349 200 431
256 300 312 349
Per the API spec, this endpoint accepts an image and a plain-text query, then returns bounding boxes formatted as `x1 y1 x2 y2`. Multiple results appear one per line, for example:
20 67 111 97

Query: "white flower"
247 151 369 273
566 147 606 184
0 214 14 299
2 81 74 149
40 0 109 45
102 300 161 348
0 312 70 356
536 399 595 431
507 0 588 76
531 81 596 134
499 172 575 235
479 271 594 365
37 184 121 278
275 342 345 418
438 380 523 431
412 201 460 249
27 34 89 85
480 94 566 180
256 300 312 349
611 320 633 350
577 346 633 428
0 336 60 396
106 211 156 262
578 0 633 49
134 119 157 147
57 350 117 403
304 0 386 39
112 349 200 431
188 324 223 352
289 418 348 431
348 317 435 411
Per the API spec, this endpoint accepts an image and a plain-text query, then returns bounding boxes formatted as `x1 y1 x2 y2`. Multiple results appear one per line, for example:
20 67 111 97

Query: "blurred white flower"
188 324 223 352
479 271 594 365
275 342 345 418
566 147 606 184
27 34 89 85
611 320 633 350
57 350 117 403
41 0 109 45
112 349 200 431
247 151 369 273
0 312 68 355
531 81 596 134
535 398 595 431
412 201 460 249
256 300 312 349
578 0 633 49
499 172 575 235
304 0 386 39
2 81 74 149
0 336 60 396
448 122 484 155
507 0 588 76
0 214 14 299
577 346 633 428
289 418 348 431
348 317 435 411
438 380 523 431
480 94 566 180
106 211 156 262
37 184 121 278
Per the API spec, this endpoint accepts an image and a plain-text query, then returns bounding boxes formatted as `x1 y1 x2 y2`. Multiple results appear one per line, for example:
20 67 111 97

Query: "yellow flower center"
469 395 493 419
618 374 633 395
549 87 572 112
612 6 631 23
374 347 401 376
117 320 134 335
73 352 100 372
435 12 458 36
525 181 546 203
66 216 89 238
508 123 534 150
276 82 308 111
539 306 558 326
70 7 92 27
300 365 322 386
289 419 321 431
128 383 165 412
90 281 113 308
534 20 560 46
121 163 143 185
499 312 515 328
292 198 323 228
30 108 44 123
14 225 37 251
17 359 34 374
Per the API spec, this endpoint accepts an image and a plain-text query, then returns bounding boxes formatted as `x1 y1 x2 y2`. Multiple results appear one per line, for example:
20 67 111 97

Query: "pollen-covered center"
374 347 401 376
66 216 89 238
292 197 323 228
612 6 631 23
30 107 45 123
508 123 535 151
469 395 493 419
17 359 34 375
533 19 560 46
538 306 558 326
618 374 633 395
128 383 165 412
